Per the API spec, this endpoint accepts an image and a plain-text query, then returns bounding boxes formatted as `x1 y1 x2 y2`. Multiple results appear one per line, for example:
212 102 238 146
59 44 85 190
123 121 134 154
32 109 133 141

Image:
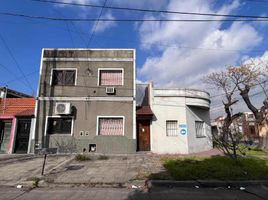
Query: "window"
99 69 123 86
98 117 124 136
52 70 76 86
166 120 178 136
47 117 72 135
195 121 205 138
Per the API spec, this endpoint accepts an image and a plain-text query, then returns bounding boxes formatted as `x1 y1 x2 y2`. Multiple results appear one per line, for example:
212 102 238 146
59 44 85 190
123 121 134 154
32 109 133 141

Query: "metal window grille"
195 121 205 138
99 70 123 86
52 70 75 86
166 120 178 136
98 118 123 136
47 118 72 134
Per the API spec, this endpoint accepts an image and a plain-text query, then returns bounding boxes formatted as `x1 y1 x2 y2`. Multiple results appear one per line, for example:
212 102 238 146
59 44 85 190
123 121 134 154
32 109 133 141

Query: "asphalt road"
0 186 268 200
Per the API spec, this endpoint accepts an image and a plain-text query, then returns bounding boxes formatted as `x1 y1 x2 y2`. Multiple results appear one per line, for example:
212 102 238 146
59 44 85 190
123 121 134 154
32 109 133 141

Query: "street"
0 186 268 200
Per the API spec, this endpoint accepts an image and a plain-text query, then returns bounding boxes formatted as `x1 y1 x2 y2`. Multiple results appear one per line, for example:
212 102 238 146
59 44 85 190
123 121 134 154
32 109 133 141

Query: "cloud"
57 0 100 6
137 0 263 89
93 12 116 33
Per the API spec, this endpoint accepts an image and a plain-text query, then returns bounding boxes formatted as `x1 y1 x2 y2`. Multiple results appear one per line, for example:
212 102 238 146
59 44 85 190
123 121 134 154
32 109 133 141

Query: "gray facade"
34 49 136 154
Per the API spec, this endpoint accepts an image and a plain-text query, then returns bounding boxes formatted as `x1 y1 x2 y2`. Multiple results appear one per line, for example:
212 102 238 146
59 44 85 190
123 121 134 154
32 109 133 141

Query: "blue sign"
179 124 187 135
180 129 187 135
179 124 187 129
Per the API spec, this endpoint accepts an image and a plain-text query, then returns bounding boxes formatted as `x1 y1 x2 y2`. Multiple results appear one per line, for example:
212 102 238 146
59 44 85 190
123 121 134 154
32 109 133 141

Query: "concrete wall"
35 49 136 154
151 88 212 154
151 96 188 154
186 106 212 154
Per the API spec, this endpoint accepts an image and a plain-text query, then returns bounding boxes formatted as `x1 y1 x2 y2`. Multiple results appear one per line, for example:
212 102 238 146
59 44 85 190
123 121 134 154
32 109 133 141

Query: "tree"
227 63 268 148
205 71 244 160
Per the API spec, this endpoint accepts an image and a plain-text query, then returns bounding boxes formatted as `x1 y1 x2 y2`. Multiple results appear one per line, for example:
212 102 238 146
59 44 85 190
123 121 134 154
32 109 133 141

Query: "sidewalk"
43 154 165 187
0 155 73 187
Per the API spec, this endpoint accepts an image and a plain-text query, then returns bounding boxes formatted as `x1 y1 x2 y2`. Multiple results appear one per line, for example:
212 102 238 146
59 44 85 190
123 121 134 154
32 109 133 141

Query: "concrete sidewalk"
0 155 73 187
44 154 165 187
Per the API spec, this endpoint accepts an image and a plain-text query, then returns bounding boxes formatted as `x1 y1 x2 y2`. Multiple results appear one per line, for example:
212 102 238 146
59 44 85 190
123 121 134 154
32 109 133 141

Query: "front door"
0 120 12 153
137 120 150 151
14 119 31 154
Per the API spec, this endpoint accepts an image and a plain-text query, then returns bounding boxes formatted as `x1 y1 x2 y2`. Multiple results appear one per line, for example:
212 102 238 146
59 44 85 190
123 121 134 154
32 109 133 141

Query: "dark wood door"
14 119 31 153
137 120 150 151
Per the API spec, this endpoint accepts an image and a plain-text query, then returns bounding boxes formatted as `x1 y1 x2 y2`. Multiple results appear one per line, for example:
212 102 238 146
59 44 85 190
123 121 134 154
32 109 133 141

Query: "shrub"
75 154 91 161
98 155 109 160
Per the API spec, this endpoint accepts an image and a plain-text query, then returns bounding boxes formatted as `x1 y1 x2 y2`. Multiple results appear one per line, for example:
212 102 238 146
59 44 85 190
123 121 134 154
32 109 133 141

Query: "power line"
31 0 268 19
86 0 108 47
51 26 268 53
0 33 35 94
2 12 268 22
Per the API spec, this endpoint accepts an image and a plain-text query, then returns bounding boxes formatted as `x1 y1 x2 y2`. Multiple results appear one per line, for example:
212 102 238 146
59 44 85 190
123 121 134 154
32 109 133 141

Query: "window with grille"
98 118 124 136
195 121 205 138
166 120 178 136
47 117 72 134
99 69 123 86
52 70 76 86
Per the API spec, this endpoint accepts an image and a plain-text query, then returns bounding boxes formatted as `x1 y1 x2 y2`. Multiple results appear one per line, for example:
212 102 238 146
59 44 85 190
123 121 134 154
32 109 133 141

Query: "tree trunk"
258 120 268 148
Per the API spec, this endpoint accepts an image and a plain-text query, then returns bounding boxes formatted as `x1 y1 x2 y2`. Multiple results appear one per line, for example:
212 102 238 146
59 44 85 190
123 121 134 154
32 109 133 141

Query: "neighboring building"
212 112 259 143
0 97 35 154
0 87 32 98
136 83 212 154
34 49 136 154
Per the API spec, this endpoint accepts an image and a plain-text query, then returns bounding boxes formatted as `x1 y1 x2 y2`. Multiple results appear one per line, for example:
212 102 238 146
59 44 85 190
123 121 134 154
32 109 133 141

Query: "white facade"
150 87 212 154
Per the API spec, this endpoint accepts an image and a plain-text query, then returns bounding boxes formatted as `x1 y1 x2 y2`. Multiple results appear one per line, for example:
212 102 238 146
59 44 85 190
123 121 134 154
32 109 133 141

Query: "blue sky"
1 0 268 116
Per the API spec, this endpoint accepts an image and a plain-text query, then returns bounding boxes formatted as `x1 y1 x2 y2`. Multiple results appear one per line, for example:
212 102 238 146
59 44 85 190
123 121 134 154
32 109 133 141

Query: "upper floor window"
52 69 76 86
99 69 123 86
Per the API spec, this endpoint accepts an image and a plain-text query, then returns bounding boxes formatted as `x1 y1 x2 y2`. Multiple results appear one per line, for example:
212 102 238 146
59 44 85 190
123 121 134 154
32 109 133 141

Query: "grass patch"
75 154 91 161
162 156 268 180
98 155 109 160
238 144 268 157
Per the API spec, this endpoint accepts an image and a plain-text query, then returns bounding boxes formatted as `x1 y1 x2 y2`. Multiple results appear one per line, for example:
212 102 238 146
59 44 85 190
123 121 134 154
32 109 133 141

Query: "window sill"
196 136 206 138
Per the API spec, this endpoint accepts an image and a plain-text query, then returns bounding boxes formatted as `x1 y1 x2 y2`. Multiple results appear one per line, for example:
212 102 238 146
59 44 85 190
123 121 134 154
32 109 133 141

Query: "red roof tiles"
0 98 35 117
136 106 154 116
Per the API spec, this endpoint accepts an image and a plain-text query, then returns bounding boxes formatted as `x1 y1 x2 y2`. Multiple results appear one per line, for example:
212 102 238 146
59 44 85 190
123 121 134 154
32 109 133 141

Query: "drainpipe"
2 85 7 115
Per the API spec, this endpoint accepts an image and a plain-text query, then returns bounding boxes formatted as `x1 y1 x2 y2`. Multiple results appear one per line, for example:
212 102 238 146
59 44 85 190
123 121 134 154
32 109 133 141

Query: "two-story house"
34 49 136 154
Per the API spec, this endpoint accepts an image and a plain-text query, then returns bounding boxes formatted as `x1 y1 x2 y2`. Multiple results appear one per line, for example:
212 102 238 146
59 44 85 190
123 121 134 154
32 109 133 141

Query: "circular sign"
180 129 187 135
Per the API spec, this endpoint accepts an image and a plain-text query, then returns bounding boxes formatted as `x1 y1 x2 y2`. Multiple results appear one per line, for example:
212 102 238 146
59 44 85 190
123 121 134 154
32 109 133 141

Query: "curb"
149 180 268 188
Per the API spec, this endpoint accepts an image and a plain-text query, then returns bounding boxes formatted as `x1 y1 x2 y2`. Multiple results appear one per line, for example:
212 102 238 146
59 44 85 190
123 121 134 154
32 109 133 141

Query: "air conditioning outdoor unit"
106 87 115 94
55 102 72 115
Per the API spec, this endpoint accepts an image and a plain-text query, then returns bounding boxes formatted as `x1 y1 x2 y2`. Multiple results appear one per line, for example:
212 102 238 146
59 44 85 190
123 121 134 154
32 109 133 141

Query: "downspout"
2 85 8 115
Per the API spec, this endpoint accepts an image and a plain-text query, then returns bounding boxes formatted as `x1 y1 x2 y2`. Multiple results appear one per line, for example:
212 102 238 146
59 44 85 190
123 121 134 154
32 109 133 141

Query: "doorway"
137 120 150 151
0 120 12 153
14 119 31 154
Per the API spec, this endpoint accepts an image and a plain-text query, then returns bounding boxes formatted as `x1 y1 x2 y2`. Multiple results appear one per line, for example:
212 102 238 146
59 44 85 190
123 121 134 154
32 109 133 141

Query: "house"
34 48 136 154
212 112 259 143
0 89 35 154
136 83 212 154
0 87 32 98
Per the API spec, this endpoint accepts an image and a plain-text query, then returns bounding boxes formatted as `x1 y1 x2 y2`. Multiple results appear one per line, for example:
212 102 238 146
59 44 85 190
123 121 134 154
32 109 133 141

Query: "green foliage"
75 154 91 161
31 177 40 188
163 156 268 180
98 155 109 160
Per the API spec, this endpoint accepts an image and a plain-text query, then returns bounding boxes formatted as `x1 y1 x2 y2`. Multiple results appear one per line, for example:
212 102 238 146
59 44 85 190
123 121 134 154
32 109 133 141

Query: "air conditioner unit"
55 102 72 115
106 87 115 94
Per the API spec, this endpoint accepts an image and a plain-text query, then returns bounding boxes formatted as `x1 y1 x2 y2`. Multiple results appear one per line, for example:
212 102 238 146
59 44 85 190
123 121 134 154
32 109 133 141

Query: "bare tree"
205 71 243 160
227 63 268 148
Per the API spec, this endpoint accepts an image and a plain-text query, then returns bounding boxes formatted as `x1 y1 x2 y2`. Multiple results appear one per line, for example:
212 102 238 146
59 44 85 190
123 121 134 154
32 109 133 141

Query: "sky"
1 0 268 118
